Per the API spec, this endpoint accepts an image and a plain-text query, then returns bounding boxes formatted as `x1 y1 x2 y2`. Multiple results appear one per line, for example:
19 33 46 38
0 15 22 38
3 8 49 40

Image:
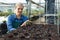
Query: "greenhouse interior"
0 0 60 40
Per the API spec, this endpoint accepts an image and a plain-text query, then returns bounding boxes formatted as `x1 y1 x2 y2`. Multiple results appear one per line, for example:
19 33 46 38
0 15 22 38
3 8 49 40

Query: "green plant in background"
31 8 44 15
0 9 13 16
22 8 44 19
23 9 28 16
7 9 13 15
31 9 39 16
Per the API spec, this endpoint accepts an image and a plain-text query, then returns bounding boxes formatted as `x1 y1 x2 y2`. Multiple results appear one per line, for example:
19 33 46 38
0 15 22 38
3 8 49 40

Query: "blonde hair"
14 3 24 13
15 2 24 8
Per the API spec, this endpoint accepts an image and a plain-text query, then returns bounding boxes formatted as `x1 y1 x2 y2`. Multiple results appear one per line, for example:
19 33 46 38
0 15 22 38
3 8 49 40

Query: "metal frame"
26 0 59 35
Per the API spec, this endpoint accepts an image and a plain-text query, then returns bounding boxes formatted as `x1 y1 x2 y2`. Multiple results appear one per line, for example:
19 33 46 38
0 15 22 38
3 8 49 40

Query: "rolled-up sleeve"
6 16 16 32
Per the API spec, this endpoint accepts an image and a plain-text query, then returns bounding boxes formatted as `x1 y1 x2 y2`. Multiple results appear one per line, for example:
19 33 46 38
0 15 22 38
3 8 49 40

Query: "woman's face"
15 5 24 15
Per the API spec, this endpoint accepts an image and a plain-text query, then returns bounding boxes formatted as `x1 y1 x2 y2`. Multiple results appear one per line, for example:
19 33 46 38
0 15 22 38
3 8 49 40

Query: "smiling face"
15 3 24 16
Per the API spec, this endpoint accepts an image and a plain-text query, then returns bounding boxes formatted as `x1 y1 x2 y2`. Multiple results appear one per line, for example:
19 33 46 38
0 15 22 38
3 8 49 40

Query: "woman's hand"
21 20 31 27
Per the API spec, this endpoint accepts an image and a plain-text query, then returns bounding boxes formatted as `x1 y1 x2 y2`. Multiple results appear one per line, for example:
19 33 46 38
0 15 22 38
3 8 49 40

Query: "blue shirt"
6 14 28 32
